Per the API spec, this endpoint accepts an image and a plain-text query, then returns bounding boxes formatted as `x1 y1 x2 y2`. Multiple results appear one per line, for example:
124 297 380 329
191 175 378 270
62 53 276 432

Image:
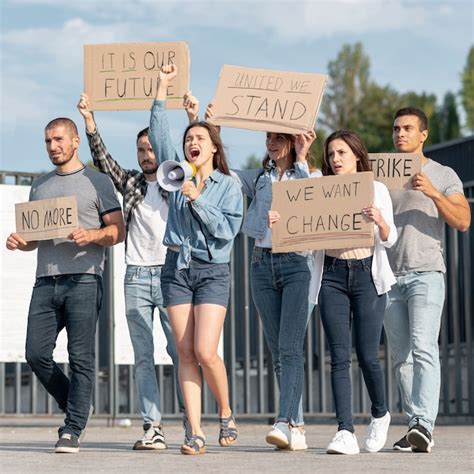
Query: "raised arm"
149 65 181 164
77 93 129 193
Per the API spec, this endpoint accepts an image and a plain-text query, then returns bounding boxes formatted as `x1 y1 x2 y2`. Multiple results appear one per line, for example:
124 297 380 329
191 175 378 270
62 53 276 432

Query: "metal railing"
0 174 472 422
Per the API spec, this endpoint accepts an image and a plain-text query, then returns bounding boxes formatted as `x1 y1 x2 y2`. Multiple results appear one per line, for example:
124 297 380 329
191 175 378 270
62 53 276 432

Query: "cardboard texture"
208 64 327 133
271 172 374 252
84 41 190 111
369 153 422 190
15 196 78 241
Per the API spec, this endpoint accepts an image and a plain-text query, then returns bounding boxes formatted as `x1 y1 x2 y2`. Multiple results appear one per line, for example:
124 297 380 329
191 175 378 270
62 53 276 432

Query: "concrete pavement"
1 418 473 473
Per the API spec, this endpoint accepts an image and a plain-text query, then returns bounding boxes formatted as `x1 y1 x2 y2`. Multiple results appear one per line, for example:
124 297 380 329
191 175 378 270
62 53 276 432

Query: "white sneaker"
288 426 308 451
326 430 360 455
365 412 391 453
265 422 290 449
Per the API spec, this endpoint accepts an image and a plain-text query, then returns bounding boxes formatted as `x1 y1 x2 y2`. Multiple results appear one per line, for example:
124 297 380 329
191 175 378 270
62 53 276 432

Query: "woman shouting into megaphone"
149 64 243 456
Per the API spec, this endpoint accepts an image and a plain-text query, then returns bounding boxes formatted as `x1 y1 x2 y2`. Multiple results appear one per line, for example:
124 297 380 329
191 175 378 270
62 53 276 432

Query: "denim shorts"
161 250 230 308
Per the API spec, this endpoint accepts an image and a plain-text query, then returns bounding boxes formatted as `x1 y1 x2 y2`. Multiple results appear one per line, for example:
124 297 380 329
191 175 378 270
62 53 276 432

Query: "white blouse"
309 180 397 304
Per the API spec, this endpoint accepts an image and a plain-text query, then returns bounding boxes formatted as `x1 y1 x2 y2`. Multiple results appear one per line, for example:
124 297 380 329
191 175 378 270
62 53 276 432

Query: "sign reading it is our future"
84 41 190 111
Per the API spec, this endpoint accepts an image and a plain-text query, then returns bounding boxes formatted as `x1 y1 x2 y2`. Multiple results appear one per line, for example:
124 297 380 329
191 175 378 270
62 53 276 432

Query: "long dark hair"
261 132 315 171
322 130 372 176
182 121 230 175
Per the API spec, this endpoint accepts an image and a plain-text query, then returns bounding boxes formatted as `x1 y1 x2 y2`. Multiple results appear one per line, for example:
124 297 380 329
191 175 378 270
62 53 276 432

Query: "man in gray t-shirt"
384 107 470 453
6 117 124 453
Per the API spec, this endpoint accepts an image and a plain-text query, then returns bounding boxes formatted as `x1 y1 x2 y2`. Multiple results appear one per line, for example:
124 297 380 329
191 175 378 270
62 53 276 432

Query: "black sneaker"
393 434 411 452
407 423 434 453
55 433 80 453
133 422 167 450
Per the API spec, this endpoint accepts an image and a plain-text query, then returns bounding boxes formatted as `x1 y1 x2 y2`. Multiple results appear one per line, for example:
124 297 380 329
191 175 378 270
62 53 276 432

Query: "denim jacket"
149 100 243 269
232 161 310 240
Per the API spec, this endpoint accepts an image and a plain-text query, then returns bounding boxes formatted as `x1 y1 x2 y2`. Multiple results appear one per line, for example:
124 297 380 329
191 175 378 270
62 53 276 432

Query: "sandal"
181 435 206 455
218 414 238 447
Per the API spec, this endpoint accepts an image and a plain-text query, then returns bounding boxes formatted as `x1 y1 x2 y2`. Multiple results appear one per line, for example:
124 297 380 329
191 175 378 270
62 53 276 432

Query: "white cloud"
4 0 469 44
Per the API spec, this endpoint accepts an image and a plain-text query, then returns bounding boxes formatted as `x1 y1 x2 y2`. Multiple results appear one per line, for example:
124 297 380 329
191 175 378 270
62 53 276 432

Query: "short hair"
45 117 79 137
136 127 149 144
394 107 428 131
322 129 372 176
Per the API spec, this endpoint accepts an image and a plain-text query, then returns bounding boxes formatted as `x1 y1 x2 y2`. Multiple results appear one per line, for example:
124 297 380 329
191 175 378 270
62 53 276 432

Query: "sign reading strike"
15 196 78 241
84 41 190 111
271 172 374 253
369 153 422 190
208 65 327 133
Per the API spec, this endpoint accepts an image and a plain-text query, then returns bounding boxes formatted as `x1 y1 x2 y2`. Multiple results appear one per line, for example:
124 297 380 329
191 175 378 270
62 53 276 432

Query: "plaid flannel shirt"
86 127 168 235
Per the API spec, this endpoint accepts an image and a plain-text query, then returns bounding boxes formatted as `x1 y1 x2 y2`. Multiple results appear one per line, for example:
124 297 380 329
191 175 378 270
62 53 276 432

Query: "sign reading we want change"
208 65 327 133
15 196 78 241
84 41 190 111
369 153 422 190
271 172 374 253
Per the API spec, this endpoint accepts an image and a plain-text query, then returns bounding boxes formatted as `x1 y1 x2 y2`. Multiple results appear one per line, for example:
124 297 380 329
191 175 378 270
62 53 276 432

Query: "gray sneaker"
55 433 80 453
133 422 167 450
79 404 94 443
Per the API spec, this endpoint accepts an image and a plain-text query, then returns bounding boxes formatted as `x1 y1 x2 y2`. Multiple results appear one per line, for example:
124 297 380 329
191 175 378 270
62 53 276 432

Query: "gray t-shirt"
29 166 121 277
387 159 464 275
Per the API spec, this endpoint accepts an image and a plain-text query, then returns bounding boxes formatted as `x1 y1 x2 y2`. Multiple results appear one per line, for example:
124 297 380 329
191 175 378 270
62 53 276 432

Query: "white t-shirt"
126 180 168 266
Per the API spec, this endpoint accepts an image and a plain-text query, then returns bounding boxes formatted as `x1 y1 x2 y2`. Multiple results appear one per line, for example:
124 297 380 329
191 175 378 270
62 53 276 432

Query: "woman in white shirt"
313 130 397 455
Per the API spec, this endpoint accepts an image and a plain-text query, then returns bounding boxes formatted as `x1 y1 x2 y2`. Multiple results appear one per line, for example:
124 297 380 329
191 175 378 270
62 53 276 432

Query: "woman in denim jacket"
312 130 396 455
150 66 243 455
207 103 318 450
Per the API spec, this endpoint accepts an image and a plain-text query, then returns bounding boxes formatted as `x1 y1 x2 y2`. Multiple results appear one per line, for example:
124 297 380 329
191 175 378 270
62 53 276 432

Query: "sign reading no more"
15 196 78 241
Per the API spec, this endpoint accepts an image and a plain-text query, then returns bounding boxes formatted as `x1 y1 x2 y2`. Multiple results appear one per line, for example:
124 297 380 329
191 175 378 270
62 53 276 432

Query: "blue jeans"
319 256 388 433
250 248 312 426
384 271 445 434
25 274 103 438
124 265 184 423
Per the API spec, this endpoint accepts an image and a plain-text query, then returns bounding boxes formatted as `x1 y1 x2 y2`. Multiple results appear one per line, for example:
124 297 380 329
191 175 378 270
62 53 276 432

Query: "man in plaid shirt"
77 92 198 450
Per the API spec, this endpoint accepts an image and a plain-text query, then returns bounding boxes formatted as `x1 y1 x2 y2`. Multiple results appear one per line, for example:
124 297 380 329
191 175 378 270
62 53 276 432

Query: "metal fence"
0 175 472 422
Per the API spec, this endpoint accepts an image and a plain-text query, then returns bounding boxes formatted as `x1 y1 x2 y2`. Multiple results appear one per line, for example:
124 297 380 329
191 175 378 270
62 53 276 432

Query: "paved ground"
1 418 473 473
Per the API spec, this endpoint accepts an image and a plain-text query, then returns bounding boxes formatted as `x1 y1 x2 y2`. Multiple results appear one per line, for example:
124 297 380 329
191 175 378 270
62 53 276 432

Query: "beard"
49 149 75 166
140 161 158 174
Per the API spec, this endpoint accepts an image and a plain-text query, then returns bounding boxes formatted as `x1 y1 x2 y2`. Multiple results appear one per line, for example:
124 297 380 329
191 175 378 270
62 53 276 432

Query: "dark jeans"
25 274 103 437
319 256 387 433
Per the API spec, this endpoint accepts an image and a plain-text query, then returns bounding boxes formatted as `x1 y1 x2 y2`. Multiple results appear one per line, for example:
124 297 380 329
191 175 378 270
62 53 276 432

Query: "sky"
1 0 473 175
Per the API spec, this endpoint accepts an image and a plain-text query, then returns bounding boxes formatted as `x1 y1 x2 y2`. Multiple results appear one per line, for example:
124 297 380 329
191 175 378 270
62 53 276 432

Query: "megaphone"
157 160 196 192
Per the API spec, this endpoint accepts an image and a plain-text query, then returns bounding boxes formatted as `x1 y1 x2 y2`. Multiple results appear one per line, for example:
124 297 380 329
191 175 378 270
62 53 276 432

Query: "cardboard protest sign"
208 64 327 133
84 41 190 111
15 196 78 241
369 153 422 190
271 172 374 252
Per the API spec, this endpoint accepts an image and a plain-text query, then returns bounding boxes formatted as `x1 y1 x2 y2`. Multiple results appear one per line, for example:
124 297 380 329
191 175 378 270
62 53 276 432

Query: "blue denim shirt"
233 161 311 240
149 100 243 269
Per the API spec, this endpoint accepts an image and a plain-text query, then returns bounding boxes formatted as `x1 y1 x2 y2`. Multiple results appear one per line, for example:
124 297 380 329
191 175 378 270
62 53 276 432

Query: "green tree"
242 154 262 170
438 92 461 142
321 42 370 131
460 45 474 132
